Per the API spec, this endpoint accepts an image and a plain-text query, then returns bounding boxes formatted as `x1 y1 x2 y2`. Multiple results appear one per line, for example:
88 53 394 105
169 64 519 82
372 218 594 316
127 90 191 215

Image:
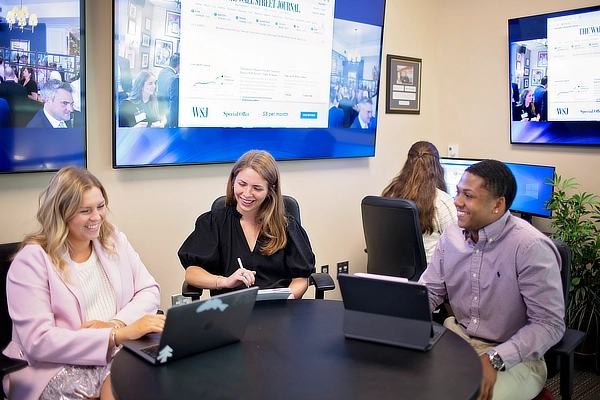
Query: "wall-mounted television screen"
509 5 600 145
0 0 85 174
440 157 555 220
112 0 386 168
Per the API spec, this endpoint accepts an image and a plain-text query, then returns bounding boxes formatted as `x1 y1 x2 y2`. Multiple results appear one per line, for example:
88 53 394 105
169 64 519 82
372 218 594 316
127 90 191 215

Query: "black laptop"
122 286 258 364
338 273 445 351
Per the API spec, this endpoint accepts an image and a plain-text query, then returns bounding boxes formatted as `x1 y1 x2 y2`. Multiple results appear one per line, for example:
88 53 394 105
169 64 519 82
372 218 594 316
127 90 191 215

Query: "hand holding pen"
236 257 256 287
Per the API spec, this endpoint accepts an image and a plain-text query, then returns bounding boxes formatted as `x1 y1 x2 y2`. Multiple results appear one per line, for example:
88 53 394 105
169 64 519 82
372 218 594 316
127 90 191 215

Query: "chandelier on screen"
6 1 38 32
347 28 361 63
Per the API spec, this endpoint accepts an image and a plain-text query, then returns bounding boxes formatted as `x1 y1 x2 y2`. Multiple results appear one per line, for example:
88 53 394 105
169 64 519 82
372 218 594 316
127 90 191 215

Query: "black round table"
112 299 482 400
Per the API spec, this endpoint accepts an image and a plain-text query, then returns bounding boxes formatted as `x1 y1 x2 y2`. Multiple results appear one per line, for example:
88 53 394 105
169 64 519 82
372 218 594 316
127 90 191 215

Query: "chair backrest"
1 242 20 352
549 238 571 322
211 195 301 223
361 196 427 281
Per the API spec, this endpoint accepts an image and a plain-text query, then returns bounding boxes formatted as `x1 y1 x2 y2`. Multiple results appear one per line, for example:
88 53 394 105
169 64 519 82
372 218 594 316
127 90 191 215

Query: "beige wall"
1 0 599 309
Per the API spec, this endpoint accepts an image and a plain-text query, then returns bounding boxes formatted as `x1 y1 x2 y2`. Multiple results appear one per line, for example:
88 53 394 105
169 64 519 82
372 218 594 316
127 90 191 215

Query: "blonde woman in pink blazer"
3 166 165 400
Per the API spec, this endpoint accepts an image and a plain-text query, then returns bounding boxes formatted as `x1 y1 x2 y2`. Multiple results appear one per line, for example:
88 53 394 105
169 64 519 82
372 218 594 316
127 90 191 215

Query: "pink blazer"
2 228 160 400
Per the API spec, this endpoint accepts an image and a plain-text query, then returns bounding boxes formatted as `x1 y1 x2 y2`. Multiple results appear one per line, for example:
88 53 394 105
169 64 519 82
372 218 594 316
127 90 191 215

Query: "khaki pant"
444 317 547 400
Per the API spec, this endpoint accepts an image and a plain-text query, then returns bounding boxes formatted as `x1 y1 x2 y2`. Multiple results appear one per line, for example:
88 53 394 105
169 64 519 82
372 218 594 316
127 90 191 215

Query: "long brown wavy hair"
225 150 287 256
381 141 448 234
19 166 116 276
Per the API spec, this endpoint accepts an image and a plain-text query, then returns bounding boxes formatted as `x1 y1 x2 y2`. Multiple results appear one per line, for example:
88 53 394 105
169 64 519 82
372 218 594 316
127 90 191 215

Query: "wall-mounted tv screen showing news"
0 0 85 173
509 5 600 145
440 157 556 220
112 0 386 168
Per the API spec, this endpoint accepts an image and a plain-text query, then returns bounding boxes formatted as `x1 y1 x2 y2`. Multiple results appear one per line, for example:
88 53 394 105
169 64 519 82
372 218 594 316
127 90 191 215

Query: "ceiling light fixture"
6 1 38 32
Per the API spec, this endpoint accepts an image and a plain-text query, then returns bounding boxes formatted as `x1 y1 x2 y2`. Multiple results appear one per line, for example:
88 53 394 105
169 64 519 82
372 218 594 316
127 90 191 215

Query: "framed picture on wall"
525 58 530 67
127 19 136 35
531 69 544 86
128 2 136 19
524 78 529 88
141 53 149 68
524 68 529 76
385 54 422 114
142 34 150 47
537 52 548 67
154 39 173 67
145 17 151 31
125 50 135 68
165 11 180 37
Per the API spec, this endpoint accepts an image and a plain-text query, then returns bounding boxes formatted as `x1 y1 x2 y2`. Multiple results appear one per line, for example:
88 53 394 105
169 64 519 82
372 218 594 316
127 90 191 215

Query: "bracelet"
215 275 223 290
110 319 124 329
111 328 119 348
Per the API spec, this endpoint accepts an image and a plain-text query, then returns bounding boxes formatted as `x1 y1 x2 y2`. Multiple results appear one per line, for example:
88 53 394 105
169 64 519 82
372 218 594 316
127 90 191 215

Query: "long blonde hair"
20 166 116 275
225 150 287 256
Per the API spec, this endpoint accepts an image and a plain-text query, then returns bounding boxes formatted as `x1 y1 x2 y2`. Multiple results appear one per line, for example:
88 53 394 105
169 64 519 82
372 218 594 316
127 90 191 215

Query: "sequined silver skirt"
39 362 112 400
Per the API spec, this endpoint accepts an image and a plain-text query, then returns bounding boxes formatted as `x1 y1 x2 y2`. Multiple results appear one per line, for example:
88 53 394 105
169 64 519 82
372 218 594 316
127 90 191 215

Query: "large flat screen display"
0 0 85 173
440 157 555 219
113 0 386 168
509 5 600 145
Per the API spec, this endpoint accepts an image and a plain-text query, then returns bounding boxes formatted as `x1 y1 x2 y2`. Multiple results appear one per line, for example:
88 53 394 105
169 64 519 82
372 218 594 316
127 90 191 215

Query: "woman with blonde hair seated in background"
178 149 315 299
3 166 165 400
382 141 457 263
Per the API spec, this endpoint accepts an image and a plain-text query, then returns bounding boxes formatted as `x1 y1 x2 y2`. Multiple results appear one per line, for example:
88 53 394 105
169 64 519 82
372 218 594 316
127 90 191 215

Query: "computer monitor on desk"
440 157 555 223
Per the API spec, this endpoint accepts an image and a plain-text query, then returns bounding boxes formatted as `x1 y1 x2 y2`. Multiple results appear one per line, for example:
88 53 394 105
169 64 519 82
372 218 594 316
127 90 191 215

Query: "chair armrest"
546 329 586 357
309 273 335 299
181 281 203 300
0 354 27 376
309 273 335 291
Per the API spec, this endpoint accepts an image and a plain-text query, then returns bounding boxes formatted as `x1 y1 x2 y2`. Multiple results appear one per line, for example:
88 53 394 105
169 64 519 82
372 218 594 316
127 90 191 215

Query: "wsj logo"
191 107 209 118
557 108 568 115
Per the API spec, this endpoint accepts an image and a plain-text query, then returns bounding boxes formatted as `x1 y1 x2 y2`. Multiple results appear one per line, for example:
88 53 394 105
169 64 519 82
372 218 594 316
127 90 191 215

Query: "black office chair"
534 238 586 400
1 242 28 399
182 195 335 300
361 196 427 281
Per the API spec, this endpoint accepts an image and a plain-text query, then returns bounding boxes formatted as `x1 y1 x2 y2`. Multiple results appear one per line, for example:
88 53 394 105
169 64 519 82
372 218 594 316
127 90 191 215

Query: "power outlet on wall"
448 144 459 158
337 261 349 276
321 265 329 274
171 294 192 307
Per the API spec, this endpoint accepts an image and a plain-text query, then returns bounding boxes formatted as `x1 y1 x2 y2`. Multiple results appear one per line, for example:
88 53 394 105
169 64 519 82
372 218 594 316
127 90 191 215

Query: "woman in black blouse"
20 66 38 101
517 88 540 121
118 70 164 128
178 150 315 299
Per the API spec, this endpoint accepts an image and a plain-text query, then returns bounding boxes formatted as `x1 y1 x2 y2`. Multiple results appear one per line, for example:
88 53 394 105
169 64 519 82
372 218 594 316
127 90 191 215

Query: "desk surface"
112 300 482 400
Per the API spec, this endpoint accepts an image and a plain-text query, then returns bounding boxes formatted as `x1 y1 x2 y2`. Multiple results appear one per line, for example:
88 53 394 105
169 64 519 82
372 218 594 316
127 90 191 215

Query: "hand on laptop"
112 314 166 348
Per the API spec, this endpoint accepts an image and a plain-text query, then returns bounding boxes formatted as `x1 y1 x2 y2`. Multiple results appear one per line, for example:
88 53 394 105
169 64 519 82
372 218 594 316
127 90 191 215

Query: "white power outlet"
448 144 459 158
171 294 193 306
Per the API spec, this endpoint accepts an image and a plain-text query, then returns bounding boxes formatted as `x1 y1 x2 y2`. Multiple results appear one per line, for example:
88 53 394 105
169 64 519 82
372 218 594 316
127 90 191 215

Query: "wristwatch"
486 349 505 371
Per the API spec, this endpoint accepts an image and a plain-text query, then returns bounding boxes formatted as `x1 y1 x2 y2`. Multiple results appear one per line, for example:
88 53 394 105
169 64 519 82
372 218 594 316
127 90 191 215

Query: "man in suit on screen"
27 80 74 128
157 53 180 128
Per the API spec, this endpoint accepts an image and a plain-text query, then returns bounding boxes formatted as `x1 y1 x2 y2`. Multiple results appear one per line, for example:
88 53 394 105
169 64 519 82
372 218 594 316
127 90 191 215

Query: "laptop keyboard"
140 344 159 358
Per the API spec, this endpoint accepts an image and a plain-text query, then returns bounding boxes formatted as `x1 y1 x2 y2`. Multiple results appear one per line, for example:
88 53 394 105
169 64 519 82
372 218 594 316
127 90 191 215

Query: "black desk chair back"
1 242 28 398
361 196 427 281
182 195 334 300
536 238 586 400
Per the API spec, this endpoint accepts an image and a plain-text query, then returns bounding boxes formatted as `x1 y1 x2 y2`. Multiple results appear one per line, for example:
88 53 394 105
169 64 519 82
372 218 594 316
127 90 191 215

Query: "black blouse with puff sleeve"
178 205 315 296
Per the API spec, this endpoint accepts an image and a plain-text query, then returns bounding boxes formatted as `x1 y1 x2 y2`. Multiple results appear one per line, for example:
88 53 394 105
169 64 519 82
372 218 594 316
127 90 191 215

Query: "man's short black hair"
169 53 180 68
541 76 548 86
466 159 517 211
